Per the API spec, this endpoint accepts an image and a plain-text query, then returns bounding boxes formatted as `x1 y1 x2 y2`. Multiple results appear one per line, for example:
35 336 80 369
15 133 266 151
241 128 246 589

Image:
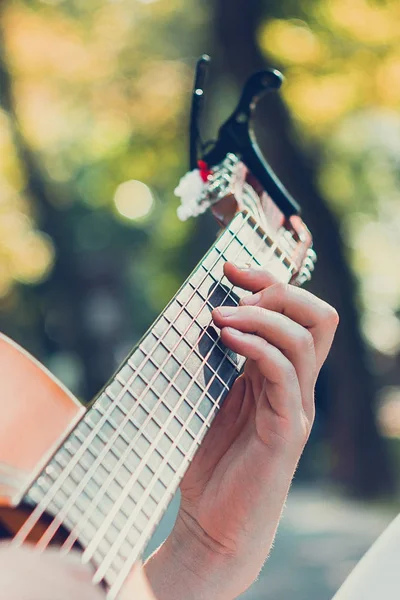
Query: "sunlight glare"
114 179 154 221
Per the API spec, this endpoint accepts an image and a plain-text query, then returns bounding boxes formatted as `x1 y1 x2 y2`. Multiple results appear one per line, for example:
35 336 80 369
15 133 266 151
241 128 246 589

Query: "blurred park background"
0 0 399 597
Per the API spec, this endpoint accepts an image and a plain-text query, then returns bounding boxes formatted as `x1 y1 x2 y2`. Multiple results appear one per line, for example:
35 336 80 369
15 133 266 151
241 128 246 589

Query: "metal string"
88 225 289 583
15 211 296 593
12 212 252 547
58 215 265 557
89 229 281 591
36 215 254 551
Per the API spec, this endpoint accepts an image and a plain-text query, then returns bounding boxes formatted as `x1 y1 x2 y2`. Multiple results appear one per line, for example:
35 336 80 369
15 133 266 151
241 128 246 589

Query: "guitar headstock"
175 56 316 286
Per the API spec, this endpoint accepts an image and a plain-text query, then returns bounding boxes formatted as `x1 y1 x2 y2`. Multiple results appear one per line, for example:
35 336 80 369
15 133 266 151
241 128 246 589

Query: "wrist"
144 514 248 600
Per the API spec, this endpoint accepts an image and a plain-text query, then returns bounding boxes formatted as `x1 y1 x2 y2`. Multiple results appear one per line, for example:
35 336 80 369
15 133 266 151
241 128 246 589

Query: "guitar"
0 60 316 599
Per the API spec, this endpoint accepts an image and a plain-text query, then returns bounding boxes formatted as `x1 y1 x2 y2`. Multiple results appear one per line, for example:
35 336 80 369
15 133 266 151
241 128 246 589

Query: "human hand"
0 543 105 600
146 262 338 599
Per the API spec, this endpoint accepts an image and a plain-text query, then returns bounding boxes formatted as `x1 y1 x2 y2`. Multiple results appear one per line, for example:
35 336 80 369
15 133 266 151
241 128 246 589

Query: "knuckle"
325 305 340 329
253 336 269 361
272 281 289 300
253 336 269 359
253 305 267 320
279 359 297 384
295 329 315 354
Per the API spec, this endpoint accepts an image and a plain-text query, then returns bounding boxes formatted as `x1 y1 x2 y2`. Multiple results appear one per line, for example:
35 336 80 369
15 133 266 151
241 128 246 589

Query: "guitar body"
0 333 84 538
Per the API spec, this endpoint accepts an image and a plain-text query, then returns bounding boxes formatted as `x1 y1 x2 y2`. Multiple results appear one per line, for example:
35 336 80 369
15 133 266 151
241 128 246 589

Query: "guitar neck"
26 210 296 598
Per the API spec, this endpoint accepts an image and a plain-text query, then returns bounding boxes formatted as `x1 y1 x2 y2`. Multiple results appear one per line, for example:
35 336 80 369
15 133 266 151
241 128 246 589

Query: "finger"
220 327 303 420
213 305 316 415
223 262 279 293
239 281 338 370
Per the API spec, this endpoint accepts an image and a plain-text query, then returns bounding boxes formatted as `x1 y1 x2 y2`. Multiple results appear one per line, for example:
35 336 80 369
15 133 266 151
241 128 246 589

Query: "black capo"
189 56 300 217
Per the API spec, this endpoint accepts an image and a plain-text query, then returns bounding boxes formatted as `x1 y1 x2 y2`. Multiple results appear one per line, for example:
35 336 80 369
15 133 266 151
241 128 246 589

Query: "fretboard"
26 211 296 598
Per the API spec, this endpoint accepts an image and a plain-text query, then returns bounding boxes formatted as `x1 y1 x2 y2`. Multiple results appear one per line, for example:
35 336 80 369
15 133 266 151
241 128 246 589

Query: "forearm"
144 525 238 600
143 509 277 600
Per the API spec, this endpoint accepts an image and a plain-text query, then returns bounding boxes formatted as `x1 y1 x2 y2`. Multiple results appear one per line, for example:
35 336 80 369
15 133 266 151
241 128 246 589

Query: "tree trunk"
208 0 395 496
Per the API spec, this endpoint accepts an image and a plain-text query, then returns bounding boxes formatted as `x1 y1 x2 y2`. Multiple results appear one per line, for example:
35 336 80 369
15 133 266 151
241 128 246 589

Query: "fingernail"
225 327 244 337
240 292 261 305
216 306 238 317
233 261 252 270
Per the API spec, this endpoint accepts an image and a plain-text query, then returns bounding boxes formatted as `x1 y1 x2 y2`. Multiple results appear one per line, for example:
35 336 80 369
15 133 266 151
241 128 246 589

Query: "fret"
126 374 148 399
189 266 240 305
87 383 223 581
152 372 170 396
187 412 204 435
175 279 196 304
142 347 220 417
164 446 185 471
153 314 238 380
187 278 237 309
180 297 212 331
201 247 225 277
149 479 167 502
235 226 269 262
128 348 147 370
216 236 245 263
106 379 124 401
163 304 203 346
141 332 158 354
117 362 136 385
147 448 164 472
114 464 132 489
136 434 151 456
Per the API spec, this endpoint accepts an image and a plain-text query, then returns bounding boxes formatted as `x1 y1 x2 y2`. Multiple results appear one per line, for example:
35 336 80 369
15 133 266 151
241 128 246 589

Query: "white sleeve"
333 513 400 600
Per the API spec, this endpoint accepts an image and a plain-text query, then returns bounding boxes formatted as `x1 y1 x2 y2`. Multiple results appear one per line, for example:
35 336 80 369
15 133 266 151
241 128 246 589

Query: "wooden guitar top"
0 333 85 507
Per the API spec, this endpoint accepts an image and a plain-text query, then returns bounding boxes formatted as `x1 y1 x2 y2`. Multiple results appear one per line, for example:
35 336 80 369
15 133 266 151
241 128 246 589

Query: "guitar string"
17 212 296 583
59 316 243 554
21 214 295 587
40 214 264 554
12 212 252 547
90 218 298 580
42 214 278 565
18 218 295 591
89 227 285 591
34 215 257 552
78 223 272 567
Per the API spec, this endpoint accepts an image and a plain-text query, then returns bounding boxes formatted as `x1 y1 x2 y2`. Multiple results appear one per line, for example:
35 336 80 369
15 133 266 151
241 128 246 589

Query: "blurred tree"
207 0 395 496
0 0 215 400
0 8 134 398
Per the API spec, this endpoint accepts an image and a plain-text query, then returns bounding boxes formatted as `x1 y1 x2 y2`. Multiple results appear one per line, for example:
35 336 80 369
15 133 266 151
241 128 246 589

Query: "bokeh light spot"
113 179 155 221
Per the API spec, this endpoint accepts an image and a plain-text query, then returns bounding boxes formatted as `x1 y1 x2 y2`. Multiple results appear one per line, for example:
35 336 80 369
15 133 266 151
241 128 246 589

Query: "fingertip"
224 261 251 274
211 306 222 322
220 327 247 353
223 261 278 294
223 261 245 279
222 326 245 338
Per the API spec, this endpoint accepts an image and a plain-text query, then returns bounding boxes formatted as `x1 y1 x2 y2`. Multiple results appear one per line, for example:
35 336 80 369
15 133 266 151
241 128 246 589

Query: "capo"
189 57 300 217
